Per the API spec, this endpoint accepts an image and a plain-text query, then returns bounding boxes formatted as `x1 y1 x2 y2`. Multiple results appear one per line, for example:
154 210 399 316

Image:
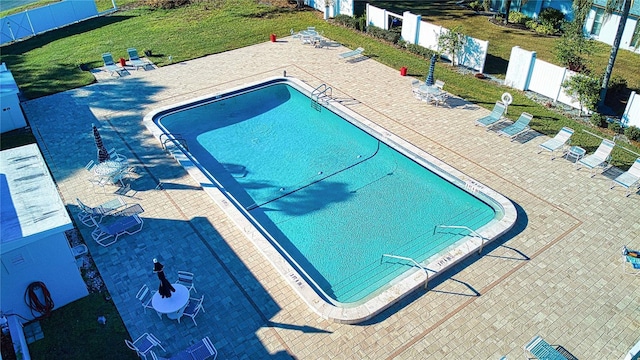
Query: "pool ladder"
160 133 189 152
434 225 488 254
381 254 429 289
311 84 332 111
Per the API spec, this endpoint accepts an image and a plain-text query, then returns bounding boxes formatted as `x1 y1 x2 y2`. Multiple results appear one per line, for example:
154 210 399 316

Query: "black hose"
24 281 54 319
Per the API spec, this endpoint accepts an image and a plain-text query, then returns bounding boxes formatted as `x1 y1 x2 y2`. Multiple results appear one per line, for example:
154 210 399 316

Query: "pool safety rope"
246 140 382 211
25 281 54 319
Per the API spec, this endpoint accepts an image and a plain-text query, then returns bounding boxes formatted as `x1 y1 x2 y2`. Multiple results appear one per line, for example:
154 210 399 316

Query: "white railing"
381 254 429 288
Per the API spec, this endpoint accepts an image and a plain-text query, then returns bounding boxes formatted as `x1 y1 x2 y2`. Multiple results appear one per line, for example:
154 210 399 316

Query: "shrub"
525 19 538 31
334 14 358 29
145 0 190 9
509 11 530 25
609 121 623 134
469 1 482 11
624 126 640 141
590 113 607 127
366 25 400 44
608 76 628 97
535 23 558 35
539 7 565 30
405 43 436 59
357 15 366 31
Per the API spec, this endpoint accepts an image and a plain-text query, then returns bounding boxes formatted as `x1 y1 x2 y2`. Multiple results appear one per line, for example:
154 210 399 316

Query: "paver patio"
21 37 639 359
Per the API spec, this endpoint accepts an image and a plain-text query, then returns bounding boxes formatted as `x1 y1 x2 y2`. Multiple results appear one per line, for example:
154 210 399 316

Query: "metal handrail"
381 254 429 289
311 84 332 110
434 224 488 254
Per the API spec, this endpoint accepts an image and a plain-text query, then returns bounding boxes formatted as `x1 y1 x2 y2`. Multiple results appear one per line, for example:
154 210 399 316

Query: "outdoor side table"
151 283 189 320
565 146 586 164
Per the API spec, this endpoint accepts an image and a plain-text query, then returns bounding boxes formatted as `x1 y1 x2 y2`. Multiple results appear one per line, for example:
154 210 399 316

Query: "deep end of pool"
143 76 517 324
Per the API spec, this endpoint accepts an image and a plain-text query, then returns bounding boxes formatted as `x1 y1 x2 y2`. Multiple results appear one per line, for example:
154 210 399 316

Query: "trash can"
400 66 407 76
119 57 126 67
270 34 276 42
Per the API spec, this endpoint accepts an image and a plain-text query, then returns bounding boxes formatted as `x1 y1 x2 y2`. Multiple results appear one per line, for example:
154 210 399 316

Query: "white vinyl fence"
366 4 489 73
623 91 640 128
0 0 112 45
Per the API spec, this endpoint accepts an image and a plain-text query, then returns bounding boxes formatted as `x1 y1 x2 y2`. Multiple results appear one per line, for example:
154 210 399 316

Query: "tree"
555 22 594 72
563 73 600 116
598 0 632 108
437 25 466 67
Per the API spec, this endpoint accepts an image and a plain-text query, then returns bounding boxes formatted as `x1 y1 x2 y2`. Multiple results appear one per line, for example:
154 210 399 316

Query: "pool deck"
22 37 639 359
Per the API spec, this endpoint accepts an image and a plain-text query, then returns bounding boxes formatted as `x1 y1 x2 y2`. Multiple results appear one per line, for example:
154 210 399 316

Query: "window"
631 21 640 48
591 8 605 36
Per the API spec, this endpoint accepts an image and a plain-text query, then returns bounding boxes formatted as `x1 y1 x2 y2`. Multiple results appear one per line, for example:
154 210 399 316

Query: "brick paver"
22 37 639 359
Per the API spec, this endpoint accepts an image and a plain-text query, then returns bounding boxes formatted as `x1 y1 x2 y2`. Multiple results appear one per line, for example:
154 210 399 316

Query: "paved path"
22 37 639 359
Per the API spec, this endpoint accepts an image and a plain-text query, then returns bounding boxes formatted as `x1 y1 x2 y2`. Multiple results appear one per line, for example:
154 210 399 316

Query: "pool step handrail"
434 225 488 254
381 254 429 289
160 133 189 151
311 84 332 111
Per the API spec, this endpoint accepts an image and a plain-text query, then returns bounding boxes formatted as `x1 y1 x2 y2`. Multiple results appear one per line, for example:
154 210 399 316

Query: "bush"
405 43 436 59
468 1 482 11
609 121 623 134
539 7 565 31
366 25 400 44
608 76 628 97
624 126 640 141
145 0 190 9
591 113 607 127
525 19 538 31
334 14 358 29
509 11 530 25
535 23 558 35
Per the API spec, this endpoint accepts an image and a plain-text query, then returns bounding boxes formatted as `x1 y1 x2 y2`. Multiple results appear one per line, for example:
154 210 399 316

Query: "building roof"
1 144 72 254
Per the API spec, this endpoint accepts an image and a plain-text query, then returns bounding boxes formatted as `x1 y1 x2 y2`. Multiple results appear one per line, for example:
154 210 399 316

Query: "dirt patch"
65 229 107 294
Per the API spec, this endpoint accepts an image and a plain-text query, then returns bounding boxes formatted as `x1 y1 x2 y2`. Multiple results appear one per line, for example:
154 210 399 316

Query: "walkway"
22 37 639 359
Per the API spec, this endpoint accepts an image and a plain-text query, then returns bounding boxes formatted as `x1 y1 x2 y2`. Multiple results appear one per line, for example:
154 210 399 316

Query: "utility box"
0 63 27 133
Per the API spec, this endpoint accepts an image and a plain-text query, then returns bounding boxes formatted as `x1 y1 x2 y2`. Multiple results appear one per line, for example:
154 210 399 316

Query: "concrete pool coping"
143 76 518 324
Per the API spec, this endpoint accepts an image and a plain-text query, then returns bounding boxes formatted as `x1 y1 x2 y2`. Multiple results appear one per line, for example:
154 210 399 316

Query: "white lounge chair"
76 196 127 227
166 337 217 360
475 101 506 129
622 246 640 275
524 335 569 360
338 47 364 61
498 112 533 140
90 214 144 247
611 158 640 196
538 127 574 159
577 139 615 177
127 48 149 70
102 53 124 76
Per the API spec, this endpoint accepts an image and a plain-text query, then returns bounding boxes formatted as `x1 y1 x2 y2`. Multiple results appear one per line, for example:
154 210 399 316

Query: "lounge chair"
524 335 568 360
76 196 127 227
577 139 615 177
538 127 574 159
168 337 217 360
90 214 144 247
498 112 533 140
102 53 124 77
338 47 364 61
611 158 640 196
127 48 148 70
475 101 506 129
622 246 640 275
289 28 301 39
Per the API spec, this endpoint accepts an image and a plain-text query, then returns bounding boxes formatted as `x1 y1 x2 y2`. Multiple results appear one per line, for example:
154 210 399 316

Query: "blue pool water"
157 82 497 304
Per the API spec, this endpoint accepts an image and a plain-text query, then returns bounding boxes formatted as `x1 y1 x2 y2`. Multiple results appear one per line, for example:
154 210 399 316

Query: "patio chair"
498 112 533 140
524 335 568 360
127 48 148 70
136 284 156 313
125 332 166 360
611 158 640 196
475 101 506 129
90 214 144 247
179 294 205 326
538 127 574 160
410 80 426 101
76 196 127 227
186 337 218 360
338 47 364 61
622 246 640 275
289 28 301 39
577 139 616 177
108 148 128 164
175 270 197 293
102 52 124 77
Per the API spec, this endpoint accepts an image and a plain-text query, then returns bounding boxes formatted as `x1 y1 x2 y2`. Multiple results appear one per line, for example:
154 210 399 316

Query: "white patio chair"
125 332 166 360
179 294 205 326
175 270 197 293
136 284 155 313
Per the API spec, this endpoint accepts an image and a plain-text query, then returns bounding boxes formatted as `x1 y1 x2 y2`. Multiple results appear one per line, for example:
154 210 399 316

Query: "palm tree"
598 0 633 109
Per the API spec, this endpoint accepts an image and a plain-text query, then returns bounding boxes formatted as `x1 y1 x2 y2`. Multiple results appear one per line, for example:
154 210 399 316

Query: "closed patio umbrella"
425 54 437 86
153 259 175 298
92 123 110 163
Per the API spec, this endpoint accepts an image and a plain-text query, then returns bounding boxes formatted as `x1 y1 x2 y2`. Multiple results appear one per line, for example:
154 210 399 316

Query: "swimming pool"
144 77 517 323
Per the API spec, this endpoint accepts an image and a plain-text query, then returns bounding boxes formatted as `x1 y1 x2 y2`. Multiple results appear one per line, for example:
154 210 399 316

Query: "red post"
119 57 126 67
270 34 276 42
400 67 407 76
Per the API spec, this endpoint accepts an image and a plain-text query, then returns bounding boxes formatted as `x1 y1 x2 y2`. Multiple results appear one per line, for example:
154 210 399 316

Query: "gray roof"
1 144 72 254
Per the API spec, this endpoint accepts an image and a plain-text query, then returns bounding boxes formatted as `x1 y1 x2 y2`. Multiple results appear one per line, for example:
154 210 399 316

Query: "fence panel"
366 4 387 29
623 91 640 128
528 59 566 101
0 0 99 45
416 21 442 51
505 46 535 90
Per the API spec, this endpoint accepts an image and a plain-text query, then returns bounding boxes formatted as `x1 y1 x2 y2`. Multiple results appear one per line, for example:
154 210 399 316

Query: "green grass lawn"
28 293 138 360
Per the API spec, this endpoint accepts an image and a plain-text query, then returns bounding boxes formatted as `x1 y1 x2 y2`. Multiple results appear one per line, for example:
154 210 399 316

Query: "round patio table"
151 284 189 319
93 160 125 179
